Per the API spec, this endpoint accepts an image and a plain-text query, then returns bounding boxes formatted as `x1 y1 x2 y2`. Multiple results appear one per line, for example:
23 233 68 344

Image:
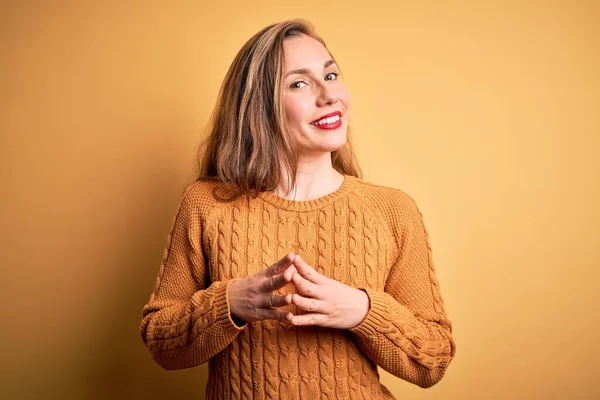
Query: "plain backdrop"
1 1 599 399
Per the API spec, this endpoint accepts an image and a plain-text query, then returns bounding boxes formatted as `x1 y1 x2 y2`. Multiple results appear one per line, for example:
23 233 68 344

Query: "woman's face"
281 34 350 158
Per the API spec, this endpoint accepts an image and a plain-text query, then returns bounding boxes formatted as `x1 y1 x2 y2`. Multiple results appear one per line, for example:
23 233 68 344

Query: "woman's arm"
139 184 246 370
348 195 457 388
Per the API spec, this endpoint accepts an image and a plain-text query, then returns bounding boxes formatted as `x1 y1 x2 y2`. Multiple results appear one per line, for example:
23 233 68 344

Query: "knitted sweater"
139 174 456 399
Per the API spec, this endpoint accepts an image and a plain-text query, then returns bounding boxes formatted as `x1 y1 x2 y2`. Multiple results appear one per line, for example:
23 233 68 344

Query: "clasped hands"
228 252 370 329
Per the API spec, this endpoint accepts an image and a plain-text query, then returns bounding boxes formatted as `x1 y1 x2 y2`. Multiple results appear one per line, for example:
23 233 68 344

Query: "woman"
139 18 456 399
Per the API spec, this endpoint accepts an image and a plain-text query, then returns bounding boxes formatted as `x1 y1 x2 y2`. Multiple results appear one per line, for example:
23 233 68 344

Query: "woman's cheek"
338 87 351 107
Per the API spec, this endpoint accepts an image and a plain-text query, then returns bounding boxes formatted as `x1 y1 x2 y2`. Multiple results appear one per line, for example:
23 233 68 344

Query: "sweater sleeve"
348 194 456 388
139 184 247 370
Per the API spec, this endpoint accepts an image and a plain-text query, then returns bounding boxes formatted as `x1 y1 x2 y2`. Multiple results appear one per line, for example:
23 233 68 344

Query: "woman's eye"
290 81 307 89
325 72 338 81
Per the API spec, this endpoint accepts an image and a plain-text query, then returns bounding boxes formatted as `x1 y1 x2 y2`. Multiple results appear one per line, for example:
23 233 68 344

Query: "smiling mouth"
310 114 342 126
310 115 343 130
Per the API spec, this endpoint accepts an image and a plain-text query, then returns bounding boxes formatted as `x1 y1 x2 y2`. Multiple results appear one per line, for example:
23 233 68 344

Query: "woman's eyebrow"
285 59 336 78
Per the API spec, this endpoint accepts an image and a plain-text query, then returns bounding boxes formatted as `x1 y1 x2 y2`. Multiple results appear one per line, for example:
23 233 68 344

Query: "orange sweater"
139 174 456 399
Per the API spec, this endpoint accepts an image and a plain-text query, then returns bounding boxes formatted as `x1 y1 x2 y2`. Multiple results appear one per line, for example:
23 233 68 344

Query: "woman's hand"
286 254 370 329
228 253 297 324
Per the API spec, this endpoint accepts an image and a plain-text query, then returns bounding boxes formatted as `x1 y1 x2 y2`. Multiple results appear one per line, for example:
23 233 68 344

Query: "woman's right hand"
228 252 297 324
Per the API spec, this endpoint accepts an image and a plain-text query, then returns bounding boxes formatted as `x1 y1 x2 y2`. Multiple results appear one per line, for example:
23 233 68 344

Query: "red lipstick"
310 111 343 130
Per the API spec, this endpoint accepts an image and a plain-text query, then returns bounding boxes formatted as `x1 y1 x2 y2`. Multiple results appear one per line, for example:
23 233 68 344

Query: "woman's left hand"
284 254 370 329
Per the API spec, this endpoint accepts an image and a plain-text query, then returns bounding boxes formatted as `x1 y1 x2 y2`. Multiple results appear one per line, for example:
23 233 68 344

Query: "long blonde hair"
193 18 362 201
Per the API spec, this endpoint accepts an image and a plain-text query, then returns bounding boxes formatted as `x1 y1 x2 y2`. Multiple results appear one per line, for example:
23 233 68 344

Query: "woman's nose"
316 84 339 106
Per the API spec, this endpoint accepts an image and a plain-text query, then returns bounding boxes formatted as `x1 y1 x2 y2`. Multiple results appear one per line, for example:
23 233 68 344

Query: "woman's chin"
296 128 347 154
304 142 347 155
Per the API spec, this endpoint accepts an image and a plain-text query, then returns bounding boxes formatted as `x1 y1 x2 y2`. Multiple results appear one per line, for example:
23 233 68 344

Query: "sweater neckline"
257 174 357 212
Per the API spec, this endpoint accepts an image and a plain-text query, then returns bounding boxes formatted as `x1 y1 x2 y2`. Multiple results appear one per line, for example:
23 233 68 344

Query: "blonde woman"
139 18 456 399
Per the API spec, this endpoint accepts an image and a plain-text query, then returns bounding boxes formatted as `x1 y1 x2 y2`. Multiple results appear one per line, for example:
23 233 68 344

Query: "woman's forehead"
283 34 332 71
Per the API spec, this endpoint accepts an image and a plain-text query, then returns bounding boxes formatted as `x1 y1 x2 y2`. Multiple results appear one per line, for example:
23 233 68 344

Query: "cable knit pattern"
140 174 457 399
248 202 265 400
260 205 279 400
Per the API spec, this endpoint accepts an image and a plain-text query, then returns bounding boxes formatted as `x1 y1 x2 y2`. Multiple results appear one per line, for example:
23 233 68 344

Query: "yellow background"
1 1 598 399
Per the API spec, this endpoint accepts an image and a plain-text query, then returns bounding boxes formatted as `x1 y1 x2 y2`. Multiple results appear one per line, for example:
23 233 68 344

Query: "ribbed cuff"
348 287 389 337
213 279 248 334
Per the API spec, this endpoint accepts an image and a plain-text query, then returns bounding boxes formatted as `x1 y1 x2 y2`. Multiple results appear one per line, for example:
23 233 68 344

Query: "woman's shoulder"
183 177 230 197
349 176 427 235
352 176 420 213
178 177 240 217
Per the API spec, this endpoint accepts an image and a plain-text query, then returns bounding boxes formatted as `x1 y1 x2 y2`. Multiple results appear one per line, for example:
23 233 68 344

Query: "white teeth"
312 115 341 125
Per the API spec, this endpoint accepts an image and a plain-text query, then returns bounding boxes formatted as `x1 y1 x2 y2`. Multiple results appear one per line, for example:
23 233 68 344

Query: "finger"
282 264 298 282
264 253 295 278
260 294 292 309
293 255 321 283
289 313 324 327
259 308 292 322
290 293 321 313
291 272 321 298
259 270 293 292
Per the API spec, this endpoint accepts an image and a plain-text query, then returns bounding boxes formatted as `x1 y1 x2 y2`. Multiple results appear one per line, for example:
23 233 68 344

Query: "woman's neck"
273 161 344 201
